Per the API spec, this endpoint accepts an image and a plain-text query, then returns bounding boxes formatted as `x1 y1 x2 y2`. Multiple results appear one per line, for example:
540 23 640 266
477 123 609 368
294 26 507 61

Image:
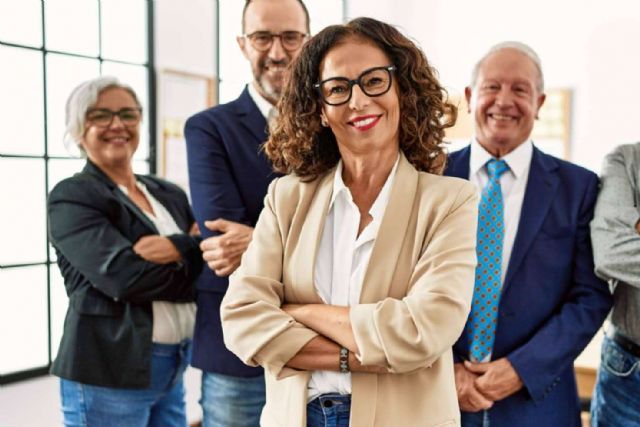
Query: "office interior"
1 0 639 425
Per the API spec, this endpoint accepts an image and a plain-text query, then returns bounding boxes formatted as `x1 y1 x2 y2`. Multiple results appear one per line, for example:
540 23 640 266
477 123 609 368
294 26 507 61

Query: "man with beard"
184 1 309 425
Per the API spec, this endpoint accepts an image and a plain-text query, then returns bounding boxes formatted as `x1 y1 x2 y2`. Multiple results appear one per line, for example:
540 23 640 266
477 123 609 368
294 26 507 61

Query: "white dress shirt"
308 155 400 400
247 81 273 120
469 139 533 285
119 181 196 344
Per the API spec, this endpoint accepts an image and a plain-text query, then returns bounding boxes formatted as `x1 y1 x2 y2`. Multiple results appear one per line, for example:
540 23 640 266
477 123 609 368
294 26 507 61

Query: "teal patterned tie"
468 159 509 362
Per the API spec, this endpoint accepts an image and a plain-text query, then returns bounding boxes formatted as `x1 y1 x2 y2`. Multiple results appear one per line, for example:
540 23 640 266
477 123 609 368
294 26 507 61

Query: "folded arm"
48 180 201 303
591 145 640 288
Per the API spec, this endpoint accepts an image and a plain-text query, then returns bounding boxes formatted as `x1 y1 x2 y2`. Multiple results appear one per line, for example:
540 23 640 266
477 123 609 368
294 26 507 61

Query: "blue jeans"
306 394 351 427
200 371 265 427
461 410 490 427
60 341 191 427
590 335 640 426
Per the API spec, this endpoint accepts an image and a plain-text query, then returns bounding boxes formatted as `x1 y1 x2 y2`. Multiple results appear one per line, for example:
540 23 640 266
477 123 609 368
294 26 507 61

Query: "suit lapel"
291 172 334 304
445 145 471 180
360 154 418 303
503 147 559 290
138 176 187 231
83 161 159 233
234 87 269 144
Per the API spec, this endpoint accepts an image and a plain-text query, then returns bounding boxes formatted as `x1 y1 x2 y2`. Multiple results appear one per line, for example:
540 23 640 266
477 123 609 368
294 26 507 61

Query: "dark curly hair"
265 17 457 179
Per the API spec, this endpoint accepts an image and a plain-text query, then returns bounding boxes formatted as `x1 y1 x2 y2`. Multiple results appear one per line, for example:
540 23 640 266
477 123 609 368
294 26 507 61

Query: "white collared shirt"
308 155 399 400
247 82 274 120
469 139 533 285
118 181 196 344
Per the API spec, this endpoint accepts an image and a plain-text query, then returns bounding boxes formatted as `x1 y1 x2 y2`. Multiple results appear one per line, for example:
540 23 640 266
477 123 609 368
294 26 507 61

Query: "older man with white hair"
445 41 612 427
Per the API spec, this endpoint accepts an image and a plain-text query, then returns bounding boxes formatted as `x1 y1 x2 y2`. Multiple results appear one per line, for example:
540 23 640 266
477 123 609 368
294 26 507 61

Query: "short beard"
256 77 282 104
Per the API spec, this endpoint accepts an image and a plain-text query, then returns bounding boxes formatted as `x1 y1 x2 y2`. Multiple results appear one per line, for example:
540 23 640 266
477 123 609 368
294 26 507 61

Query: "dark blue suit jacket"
185 87 280 376
445 145 612 426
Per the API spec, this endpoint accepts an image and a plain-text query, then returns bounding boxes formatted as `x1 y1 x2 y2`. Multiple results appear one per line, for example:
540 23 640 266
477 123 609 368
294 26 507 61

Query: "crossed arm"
282 304 386 373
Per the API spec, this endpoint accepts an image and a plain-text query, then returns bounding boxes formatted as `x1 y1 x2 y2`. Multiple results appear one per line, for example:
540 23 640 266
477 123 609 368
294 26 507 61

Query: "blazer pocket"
72 288 124 316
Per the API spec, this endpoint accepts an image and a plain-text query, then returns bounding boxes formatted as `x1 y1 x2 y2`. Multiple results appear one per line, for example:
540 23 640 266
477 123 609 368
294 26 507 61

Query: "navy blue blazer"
185 87 280 376
445 145 612 427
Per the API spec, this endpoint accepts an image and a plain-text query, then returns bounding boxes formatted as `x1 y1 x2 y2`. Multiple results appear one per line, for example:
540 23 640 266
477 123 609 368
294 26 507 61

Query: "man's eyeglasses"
86 108 142 127
243 31 308 52
314 65 397 106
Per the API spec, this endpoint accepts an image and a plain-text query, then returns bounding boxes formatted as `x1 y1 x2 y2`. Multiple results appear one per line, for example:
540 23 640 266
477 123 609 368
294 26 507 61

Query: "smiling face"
319 37 400 158
81 87 140 170
238 0 308 105
466 48 546 156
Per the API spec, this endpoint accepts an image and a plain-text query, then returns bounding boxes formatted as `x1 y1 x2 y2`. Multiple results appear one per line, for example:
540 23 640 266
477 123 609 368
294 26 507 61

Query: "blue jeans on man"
200 371 265 427
590 335 640 426
60 341 191 427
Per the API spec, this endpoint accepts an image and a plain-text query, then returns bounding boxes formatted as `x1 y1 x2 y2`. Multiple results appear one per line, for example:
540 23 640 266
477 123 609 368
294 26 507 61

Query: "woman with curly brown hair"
221 17 478 427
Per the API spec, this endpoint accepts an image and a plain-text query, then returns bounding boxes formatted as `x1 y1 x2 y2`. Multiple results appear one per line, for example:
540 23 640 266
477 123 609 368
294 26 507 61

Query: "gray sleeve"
590 145 640 288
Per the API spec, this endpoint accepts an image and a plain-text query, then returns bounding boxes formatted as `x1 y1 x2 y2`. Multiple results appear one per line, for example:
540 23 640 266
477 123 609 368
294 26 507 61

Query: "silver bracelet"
339 347 349 373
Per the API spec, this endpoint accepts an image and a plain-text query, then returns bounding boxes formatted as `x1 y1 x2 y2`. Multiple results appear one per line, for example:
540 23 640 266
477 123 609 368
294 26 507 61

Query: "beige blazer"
221 153 478 427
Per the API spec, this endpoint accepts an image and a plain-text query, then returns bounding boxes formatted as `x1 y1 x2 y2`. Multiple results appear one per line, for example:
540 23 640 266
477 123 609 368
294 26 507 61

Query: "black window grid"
0 0 156 386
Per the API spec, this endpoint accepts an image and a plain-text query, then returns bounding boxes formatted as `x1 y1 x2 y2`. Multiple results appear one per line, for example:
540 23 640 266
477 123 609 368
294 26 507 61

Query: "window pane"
101 0 148 64
0 265 49 374
133 159 150 175
102 61 150 160
0 0 42 47
0 158 47 265
44 0 99 56
0 45 45 156
48 158 85 192
49 264 69 358
46 54 100 158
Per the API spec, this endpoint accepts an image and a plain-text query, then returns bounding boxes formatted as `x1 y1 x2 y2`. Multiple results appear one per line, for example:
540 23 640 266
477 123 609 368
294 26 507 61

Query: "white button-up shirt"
308 155 399 400
469 139 533 286
119 181 196 344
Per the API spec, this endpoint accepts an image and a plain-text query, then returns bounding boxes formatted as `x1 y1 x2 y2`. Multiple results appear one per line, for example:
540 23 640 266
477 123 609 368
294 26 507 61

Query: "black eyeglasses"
243 31 308 52
314 65 397 106
86 108 142 127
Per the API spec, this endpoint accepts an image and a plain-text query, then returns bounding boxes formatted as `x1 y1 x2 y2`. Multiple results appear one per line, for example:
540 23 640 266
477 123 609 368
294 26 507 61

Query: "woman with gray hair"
48 76 202 427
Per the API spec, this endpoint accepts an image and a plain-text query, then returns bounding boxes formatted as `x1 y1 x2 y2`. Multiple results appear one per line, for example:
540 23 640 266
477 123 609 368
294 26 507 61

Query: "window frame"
0 0 156 386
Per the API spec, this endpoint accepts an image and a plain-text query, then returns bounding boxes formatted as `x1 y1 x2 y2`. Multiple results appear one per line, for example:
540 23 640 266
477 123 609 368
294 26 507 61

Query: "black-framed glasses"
86 108 143 127
314 65 397 106
243 31 308 52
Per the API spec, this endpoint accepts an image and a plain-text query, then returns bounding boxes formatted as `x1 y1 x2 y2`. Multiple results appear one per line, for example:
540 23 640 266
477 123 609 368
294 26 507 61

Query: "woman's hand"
133 235 182 264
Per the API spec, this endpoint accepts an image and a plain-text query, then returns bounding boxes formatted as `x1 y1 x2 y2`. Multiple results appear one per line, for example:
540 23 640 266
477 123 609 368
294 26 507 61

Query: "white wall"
347 0 640 173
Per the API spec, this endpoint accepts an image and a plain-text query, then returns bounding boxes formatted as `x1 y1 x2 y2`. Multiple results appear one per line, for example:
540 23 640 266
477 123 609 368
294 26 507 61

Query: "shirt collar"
329 153 400 222
247 82 275 120
470 138 533 179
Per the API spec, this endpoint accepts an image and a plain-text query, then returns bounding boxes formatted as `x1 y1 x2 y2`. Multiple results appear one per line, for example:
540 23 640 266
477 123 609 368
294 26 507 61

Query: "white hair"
470 41 544 92
63 76 141 155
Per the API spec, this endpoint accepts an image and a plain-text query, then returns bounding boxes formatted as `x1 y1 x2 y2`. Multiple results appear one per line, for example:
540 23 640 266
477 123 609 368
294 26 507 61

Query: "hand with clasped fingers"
455 358 523 412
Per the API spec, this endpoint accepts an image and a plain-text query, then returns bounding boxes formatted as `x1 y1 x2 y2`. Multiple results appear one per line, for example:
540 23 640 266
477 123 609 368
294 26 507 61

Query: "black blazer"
48 161 203 388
